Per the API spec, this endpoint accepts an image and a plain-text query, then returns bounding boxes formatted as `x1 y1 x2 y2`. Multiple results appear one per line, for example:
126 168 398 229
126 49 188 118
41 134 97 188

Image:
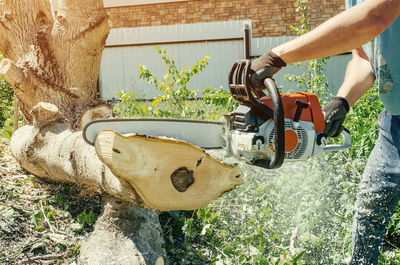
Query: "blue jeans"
349 110 400 265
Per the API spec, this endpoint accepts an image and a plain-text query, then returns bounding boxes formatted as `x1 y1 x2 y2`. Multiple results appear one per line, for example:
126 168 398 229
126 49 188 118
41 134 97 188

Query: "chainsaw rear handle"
322 128 352 153
228 60 273 119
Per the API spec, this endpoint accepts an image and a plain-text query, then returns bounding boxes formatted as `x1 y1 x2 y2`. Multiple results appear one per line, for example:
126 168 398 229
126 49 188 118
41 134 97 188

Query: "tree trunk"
1 0 242 263
78 196 166 265
0 0 108 127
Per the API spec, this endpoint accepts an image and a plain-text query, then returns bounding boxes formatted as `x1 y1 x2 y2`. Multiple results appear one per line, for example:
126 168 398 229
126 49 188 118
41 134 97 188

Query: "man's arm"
272 0 400 64
321 47 375 137
337 47 376 107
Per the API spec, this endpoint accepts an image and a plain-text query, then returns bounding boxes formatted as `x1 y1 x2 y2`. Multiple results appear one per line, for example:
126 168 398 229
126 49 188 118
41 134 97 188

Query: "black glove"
322 97 350 138
250 50 287 89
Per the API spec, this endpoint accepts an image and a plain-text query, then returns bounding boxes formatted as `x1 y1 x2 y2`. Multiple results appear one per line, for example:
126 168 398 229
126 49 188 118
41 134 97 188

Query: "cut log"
95 130 243 211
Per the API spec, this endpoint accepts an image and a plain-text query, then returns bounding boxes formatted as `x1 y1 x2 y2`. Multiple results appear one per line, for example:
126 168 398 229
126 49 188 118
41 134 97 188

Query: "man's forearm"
272 0 400 64
336 48 375 107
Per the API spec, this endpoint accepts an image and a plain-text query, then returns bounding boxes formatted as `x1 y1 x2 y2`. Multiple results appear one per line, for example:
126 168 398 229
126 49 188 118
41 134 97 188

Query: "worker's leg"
349 110 400 265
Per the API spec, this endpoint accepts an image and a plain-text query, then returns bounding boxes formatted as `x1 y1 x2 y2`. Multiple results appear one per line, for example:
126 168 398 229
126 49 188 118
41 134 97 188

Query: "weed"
69 244 80 258
77 210 98 230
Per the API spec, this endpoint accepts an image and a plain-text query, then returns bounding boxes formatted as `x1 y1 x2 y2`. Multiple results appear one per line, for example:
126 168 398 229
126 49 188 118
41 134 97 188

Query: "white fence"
99 20 351 100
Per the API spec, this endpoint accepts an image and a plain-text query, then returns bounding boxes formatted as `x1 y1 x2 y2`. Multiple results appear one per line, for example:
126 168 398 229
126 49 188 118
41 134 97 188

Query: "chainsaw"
83 59 351 169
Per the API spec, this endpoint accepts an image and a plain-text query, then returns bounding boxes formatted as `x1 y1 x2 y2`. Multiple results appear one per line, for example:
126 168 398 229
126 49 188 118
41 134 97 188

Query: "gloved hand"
322 97 350 137
250 49 287 90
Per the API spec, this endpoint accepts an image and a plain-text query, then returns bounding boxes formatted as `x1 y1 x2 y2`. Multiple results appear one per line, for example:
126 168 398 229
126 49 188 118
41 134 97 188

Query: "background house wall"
105 0 345 37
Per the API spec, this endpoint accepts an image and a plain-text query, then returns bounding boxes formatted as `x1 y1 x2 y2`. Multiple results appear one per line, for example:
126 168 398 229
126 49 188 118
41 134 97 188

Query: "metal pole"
243 22 251 59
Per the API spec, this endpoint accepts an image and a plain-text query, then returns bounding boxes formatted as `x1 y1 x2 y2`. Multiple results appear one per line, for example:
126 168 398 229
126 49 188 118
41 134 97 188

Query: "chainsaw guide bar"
83 118 225 149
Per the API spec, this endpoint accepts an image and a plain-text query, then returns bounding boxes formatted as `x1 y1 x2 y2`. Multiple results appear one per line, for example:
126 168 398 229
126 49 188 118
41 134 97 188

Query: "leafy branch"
138 46 209 117
285 0 330 102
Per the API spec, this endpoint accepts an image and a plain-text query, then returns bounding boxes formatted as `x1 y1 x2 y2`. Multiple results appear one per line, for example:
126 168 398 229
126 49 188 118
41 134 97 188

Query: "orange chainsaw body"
259 92 326 133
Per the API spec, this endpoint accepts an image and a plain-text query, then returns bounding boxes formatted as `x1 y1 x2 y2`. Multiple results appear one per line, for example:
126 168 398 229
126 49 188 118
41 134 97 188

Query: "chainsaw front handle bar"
322 128 352 153
258 78 285 169
228 60 285 169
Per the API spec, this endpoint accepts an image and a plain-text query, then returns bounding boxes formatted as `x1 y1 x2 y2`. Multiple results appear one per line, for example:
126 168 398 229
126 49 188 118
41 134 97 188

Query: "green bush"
343 86 383 160
115 46 209 119
0 77 13 128
0 53 15 139
113 47 238 121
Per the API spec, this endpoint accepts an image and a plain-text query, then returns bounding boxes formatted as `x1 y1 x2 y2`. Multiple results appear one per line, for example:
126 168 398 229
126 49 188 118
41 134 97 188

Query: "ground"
0 141 102 264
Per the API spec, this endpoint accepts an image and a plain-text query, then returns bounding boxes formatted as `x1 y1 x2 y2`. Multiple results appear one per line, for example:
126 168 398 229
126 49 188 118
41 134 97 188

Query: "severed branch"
0 58 24 85
80 104 113 129
95 130 243 211
30 102 63 128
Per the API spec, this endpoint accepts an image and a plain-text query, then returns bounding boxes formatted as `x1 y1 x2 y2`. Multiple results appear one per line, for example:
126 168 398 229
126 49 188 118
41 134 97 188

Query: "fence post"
243 22 251 59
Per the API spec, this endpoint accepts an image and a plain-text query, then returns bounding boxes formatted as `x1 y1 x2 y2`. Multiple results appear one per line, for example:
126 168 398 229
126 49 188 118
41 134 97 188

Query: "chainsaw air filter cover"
266 119 315 160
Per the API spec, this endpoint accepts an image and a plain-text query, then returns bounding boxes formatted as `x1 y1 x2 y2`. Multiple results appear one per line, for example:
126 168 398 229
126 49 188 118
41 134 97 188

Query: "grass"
160 151 357 264
0 144 102 264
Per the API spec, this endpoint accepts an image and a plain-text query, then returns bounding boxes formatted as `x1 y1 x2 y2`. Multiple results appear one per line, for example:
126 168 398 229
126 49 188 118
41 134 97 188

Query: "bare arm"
337 47 375 107
272 0 400 64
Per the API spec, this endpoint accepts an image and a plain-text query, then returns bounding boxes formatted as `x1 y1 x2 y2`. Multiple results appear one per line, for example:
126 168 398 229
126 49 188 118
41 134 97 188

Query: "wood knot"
1 11 13 21
36 11 51 26
170 167 194 193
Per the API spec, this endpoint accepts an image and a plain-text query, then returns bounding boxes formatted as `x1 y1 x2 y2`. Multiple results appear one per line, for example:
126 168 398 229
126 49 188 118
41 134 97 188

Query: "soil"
0 141 102 264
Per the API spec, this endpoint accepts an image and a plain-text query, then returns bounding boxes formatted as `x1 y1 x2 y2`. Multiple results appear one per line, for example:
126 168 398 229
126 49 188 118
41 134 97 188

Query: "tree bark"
10 123 147 208
78 196 166 265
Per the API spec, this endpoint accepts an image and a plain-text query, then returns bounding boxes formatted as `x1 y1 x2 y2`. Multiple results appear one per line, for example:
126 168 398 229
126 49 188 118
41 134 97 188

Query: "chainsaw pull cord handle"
261 78 285 169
